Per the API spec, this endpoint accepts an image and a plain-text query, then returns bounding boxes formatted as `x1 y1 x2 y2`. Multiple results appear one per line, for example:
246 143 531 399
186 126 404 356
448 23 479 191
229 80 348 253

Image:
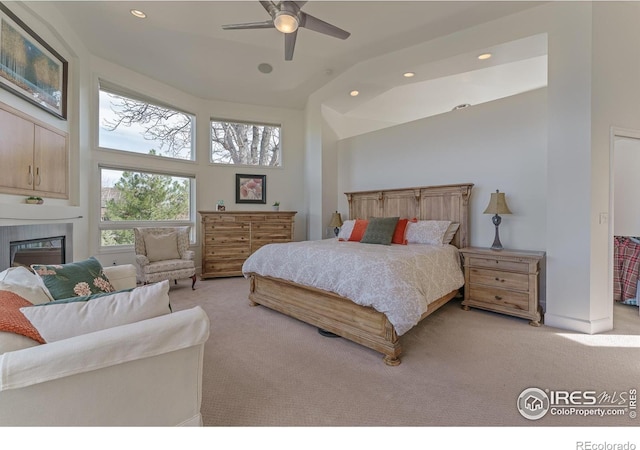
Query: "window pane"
211 120 281 166
101 230 134 247
99 89 194 160
101 168 191 222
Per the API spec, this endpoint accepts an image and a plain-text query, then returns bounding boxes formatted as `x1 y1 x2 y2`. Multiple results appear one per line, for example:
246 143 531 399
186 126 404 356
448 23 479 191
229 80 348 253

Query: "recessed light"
403 72 415 78
349 90 359 97
130 9 147 19
478 53 492 60
258 63 273 74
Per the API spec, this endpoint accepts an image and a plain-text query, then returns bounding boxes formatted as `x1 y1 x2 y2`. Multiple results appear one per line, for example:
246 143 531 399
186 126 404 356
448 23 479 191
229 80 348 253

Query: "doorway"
610 130 640 323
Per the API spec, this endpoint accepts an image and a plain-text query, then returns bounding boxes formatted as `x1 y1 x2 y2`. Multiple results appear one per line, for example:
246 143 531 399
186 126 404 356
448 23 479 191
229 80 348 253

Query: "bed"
243 183 473 365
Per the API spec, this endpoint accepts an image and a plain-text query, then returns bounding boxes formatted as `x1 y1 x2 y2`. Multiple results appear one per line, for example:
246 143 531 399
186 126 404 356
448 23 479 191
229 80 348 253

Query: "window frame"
98 165 196 250
97 79 197 162
209 117 282 168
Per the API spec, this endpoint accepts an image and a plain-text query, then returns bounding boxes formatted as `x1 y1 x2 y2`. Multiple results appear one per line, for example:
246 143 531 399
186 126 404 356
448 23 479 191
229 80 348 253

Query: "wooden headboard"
344 183 473 249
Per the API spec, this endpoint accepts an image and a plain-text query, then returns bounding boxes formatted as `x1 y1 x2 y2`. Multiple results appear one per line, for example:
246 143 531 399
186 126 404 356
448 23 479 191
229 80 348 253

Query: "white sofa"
0 264 210 426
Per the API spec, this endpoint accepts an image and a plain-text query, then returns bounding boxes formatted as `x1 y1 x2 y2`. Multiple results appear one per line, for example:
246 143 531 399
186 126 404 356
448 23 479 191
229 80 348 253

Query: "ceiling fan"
222 1 351 61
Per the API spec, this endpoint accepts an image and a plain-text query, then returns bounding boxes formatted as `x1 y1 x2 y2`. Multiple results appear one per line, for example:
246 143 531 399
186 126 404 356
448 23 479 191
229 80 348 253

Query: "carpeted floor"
168 276 640 427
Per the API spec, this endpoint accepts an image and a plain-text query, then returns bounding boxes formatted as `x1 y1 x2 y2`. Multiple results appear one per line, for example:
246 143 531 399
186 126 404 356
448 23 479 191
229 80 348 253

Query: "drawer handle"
495 277 503 282
494 295 503 301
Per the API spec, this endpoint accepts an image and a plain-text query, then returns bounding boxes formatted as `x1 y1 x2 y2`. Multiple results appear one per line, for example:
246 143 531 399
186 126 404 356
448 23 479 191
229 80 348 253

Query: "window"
99 167 195 247
210 119 281 167
99 81 195 161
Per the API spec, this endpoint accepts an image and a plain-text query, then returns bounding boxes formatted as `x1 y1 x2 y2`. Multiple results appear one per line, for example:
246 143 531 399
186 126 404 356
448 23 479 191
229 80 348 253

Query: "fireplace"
0 224 73 271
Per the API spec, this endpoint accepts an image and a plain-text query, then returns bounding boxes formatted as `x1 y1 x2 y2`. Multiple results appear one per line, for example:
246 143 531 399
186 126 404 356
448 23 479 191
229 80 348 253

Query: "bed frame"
247 183 473 365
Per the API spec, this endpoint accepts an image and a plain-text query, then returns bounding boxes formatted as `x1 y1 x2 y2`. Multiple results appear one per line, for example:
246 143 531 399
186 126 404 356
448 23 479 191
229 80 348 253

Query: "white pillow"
145 232 180 262
337 220 355 241
442 223 460 245
405 220 452 245
20 280 172 343
0 266 53 304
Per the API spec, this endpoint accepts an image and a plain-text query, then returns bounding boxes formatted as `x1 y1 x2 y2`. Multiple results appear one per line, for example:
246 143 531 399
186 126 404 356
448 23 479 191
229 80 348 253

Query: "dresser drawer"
203 222 249 233
204 246 251 258
469 267 529 291
204 259 245 274
466 256 529 273
468 286 529 311
203 233 249 245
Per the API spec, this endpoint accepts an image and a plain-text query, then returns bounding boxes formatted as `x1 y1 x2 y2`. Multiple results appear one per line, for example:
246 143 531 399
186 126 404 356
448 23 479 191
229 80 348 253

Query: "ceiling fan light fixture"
274 12 299 33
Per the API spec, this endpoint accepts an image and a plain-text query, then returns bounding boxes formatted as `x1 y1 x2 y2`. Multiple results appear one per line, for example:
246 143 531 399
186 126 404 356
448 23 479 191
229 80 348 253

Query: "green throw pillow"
359 217 399 245
31 257 116 300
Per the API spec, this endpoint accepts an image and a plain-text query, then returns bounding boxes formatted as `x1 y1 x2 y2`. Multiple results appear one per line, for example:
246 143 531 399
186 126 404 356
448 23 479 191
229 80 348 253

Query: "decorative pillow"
405 220 452 245
348 219 369 242
145 232 180 262
391 218 410 245
337 220 355 241
20 280 172 343
442 222 460 245
0 266 53 304
360 217 399 245
31 257 115 300
0 290 45 345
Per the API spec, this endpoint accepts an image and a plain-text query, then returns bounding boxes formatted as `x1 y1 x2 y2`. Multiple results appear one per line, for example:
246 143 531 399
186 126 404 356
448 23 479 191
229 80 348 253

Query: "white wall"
613 138 640 237
337 88 548 253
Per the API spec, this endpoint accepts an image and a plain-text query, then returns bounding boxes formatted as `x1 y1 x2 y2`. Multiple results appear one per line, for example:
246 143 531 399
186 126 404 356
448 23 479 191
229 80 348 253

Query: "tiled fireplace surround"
0 223 73 272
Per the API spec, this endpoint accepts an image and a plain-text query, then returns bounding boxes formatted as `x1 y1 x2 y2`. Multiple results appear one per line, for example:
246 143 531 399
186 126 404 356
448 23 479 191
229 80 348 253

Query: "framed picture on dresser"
236 174 266 204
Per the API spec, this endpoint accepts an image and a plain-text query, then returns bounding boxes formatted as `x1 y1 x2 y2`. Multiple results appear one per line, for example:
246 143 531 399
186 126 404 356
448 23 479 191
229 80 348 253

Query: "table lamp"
328 211 343 237
483 189 512 250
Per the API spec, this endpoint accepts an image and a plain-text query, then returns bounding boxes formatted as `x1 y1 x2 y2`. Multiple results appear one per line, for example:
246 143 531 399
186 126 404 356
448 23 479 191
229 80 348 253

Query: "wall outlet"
599 213 608 225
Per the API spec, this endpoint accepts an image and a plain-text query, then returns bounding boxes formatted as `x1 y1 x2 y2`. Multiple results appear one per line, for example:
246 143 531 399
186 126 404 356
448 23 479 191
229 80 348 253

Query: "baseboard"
544 312 613 334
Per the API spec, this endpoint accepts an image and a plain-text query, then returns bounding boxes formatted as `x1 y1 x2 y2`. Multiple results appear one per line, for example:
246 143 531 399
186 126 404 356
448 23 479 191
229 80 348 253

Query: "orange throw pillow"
0 290 45 343
349 219 369 241
392 218 410 245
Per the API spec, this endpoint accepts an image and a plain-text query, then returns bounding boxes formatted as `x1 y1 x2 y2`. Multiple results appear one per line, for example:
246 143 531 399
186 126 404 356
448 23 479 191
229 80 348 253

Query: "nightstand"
459 247 545 326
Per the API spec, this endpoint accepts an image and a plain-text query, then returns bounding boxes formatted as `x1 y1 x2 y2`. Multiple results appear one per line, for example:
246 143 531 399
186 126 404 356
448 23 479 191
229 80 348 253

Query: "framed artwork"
236 174 266 204
0 3 68 119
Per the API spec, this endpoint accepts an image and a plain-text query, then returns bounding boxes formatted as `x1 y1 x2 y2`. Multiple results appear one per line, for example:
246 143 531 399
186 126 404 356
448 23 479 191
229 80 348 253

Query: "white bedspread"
242 239 464 335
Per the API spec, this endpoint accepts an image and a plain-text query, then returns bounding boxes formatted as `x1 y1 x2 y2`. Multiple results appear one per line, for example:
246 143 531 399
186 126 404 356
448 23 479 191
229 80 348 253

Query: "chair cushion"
143 259 195 275
144 232 180 262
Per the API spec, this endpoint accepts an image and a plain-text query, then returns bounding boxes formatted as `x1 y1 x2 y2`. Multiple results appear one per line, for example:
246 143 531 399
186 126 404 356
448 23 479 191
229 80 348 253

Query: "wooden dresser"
199 211 296 278
460 247 545 326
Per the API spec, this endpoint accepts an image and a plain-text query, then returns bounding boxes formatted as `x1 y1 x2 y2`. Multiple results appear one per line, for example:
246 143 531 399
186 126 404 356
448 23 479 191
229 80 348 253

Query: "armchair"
134 226 197 290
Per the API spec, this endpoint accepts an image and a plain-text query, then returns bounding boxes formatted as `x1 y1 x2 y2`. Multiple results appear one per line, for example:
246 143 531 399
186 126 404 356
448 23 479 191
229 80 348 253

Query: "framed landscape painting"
236 174 266 204
0 3 67 119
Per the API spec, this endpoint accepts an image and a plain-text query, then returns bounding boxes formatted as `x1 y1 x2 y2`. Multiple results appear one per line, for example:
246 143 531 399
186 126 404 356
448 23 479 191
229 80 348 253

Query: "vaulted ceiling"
47 1 547 136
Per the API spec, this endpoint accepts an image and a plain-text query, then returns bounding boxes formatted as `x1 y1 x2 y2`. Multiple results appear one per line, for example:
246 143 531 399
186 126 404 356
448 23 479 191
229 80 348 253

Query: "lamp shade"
328 212 343 228
483 190 512 215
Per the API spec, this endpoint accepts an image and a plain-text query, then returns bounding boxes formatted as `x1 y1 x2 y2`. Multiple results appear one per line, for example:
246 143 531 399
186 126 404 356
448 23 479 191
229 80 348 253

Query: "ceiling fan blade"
284 30 297 61
260 1 279 18
299 12 350 40
222 20 275 30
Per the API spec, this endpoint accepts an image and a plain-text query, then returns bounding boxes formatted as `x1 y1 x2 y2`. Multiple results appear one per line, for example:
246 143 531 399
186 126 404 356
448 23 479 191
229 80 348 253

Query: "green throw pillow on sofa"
31 257 116 300
360 217 399 245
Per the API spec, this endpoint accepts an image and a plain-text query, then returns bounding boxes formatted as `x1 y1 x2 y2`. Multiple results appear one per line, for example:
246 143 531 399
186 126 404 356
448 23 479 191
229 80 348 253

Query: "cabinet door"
0 108 35 191
34 125 68 197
